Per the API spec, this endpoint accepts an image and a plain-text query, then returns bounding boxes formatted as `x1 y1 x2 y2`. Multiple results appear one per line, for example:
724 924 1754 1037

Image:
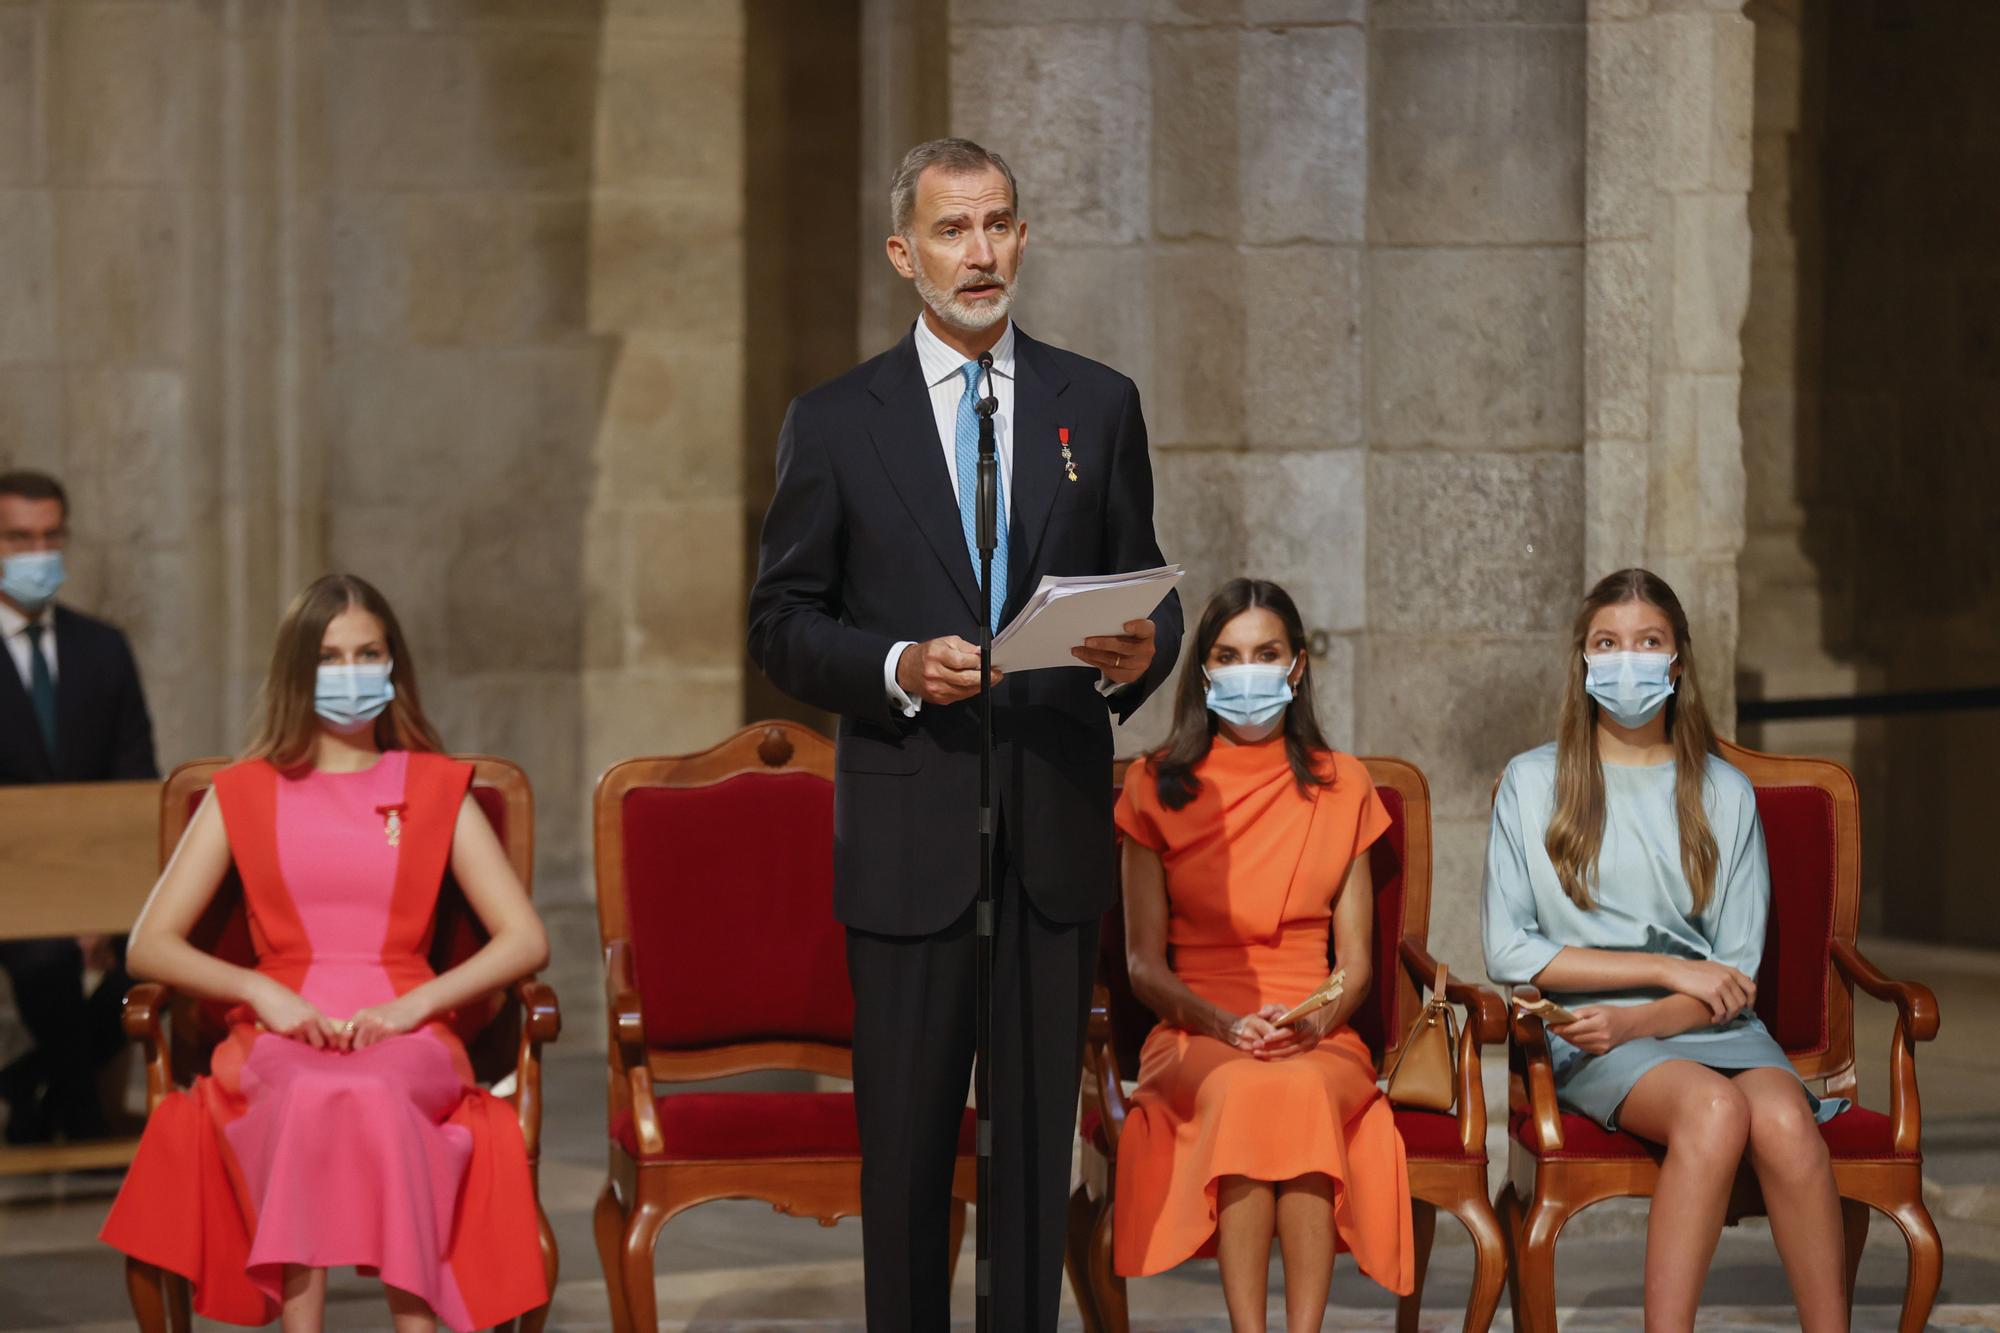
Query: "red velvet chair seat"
1509 1104 1912 1162
611 1091 977 1162
1394 1108 1484 1162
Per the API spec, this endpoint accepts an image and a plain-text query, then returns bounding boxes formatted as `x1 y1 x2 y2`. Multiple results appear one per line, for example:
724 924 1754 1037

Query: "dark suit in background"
749 324 1182 1328
0 604 157 1141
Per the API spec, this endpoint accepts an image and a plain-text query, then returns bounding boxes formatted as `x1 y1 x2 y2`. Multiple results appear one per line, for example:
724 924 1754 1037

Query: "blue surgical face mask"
0 551 65 612
1203 658 1298 742
315 661 396 733
1584 651 1677 728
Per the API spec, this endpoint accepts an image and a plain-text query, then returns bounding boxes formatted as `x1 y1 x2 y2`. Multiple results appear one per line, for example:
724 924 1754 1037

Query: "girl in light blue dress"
1482 568 1850 1333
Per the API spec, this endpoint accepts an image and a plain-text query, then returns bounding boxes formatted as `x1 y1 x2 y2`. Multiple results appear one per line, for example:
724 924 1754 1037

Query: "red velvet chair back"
1097 755 1433 1075
1716 739 1860 1088
159 754 534 1086
593 722 853 1080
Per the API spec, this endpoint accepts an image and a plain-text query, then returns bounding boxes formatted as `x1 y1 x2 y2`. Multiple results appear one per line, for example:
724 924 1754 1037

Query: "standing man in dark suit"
0 469 158 1142
748 139 1183 1330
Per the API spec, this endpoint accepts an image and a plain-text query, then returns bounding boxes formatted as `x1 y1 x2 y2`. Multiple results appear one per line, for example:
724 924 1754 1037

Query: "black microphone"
976 350 998 419
975 351 998 556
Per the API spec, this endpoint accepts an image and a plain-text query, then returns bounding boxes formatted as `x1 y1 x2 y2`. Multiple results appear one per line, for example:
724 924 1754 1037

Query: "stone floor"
4 935 2000 1329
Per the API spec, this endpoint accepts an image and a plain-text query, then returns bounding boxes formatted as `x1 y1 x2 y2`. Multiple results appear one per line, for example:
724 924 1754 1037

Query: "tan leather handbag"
1382 963 1458 1112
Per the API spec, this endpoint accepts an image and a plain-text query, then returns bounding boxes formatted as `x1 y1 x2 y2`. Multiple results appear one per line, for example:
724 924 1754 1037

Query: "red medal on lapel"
1059 427 1078 482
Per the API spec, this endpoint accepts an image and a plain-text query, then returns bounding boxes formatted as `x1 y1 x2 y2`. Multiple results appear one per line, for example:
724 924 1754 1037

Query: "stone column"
1363 0 1589 984
1584 0 1756 725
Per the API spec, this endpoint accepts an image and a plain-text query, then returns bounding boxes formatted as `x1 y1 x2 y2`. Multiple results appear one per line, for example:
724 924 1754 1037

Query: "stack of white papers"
991 564 1185 672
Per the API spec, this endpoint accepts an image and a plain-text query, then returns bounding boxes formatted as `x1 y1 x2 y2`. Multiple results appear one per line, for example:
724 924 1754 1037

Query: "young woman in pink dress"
100 573 550 1333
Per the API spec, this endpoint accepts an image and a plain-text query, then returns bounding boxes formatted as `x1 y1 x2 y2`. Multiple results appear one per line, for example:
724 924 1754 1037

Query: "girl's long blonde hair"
245 573 443 771
1545 568 1721 913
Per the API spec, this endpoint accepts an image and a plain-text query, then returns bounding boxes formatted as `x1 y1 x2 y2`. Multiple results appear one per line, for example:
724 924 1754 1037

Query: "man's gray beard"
912 262 1018 333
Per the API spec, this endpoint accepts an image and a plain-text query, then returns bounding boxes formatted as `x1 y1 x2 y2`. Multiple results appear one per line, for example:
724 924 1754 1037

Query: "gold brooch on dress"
375 802 406 848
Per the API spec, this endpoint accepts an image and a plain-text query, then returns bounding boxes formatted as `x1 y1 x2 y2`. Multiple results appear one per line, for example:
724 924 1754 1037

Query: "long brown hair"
245 573 443 771
1152 578 1335 810
1545 568 1721 912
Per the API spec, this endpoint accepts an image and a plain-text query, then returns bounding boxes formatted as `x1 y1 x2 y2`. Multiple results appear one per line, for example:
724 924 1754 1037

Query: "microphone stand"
972 350 998 1333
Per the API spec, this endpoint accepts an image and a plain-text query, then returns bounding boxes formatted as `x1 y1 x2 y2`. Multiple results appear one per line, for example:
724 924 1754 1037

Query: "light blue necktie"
955 360 1007 631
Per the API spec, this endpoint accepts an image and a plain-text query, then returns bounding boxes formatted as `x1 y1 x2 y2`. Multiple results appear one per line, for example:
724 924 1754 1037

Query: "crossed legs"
1616 1061 1847 1333
1215 1173 1337 1333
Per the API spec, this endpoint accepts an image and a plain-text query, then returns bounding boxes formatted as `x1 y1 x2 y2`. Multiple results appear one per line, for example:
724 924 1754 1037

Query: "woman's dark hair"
1151 578 1335 810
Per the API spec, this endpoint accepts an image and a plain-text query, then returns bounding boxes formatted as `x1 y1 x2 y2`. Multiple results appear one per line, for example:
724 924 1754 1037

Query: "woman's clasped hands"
1226 1005 1333 1061
246 974 427 1052
1545 957 1757 1056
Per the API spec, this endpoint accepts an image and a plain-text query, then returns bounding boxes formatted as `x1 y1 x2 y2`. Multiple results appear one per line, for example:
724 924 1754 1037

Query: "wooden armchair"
1068 756 1510 1332
122 756 562 1333
1499 738 1943 1333
590 721 975 1333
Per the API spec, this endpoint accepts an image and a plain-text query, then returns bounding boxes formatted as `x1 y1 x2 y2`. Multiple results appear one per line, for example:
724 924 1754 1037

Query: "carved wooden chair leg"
1497 1182 1528 1333
123 1258 168 1333
1452 1186 1509 1333
1087 1194 1129 1333
620 1197 671 1333
1065 1185 1104 1333
1841 1197 1871 1314
594 1182 634 1333
946 1197 968 1285
1396 1199 1438 1333
1887 1196 1943 1333
1513 1195 1567 1333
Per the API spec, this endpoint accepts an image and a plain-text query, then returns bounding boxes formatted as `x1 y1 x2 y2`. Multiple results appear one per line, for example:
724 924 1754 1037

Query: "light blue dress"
1480 742 1847 1130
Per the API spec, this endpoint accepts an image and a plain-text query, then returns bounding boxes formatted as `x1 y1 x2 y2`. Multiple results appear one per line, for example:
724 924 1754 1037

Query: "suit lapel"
1006 329 1070 608
0 619 54 778
866 332 984 621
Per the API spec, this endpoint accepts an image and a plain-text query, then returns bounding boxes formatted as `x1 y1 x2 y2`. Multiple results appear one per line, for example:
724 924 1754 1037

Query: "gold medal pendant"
1059 426 1078 482
376 803 405 848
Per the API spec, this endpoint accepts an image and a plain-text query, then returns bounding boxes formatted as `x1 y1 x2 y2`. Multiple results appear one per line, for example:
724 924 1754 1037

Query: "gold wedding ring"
341 1020 356 1034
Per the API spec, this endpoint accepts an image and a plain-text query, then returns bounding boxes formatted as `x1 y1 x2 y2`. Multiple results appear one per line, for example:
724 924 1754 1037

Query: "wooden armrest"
1507 984 1565 1153
123 982 176 1108
1832 941 1937 1154
1082 985 1129 1161
1400 936 1507 1044
602 940 662 1157
1832 941 1940 1041
515 978 561 1044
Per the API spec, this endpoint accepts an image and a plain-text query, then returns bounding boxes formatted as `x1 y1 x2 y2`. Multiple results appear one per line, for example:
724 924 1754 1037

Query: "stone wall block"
1369 452 1584 633
1015 246 1153 383
589 194 744 338
1710 11 1755 194
1369 247 1584 449
1376 0 1585 21
326 195 409 349
1241 1 1369 22
1693 552 1738 731
0 9 35 185
404 193 525 344
1359 633 1565 820
1585 17 1659 241
432 672 585 888
51 2 194 185
1584 436 1648 578
1587 0 1652 19
447 502 586 673
328 34 477 188
1693 371 1744 549
1309 631 1359 754
324 345 479 505
950 23 1150 247
629 501 746 669
1242 25 1366 244
1657 12 1722 193
1585 237 1651 441
952 0 1154 21
1150 244 1244 446
469 347 611 506
1241 448 1367 633
581 510 627 673
1242 246 1361 448
1647 373 1700 555
1430 817 1490 983
1670 191 1750 373
583 666 744 779
594 35 744 193
597 334 746 505
1372 24 1582 246
0 191 56 361
0 368 62 470
519 197 590 338
1151 448 1248 624
1151 28 1240 241
63 368 190 548
57 189 189 365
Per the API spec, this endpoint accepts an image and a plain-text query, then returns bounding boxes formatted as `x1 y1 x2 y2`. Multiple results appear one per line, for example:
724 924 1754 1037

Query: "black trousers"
0 936 129 1140
846 855 1099 1332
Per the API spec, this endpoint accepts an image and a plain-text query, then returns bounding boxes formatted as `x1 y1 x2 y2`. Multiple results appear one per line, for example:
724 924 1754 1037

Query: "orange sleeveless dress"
98 752 545 1329
1112 741 1412 1290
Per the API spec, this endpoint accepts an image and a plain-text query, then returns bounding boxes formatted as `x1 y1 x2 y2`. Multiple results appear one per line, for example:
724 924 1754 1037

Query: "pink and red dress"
100 750 545 1330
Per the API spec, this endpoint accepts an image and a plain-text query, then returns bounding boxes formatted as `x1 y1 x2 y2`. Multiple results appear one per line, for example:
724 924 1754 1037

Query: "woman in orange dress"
99 574 550 1332
1114 578 1411 1332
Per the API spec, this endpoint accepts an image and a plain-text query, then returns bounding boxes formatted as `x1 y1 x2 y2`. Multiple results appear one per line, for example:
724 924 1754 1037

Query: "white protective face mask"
1584 651 1677 728
315 661 396 733
1203 657 1298 741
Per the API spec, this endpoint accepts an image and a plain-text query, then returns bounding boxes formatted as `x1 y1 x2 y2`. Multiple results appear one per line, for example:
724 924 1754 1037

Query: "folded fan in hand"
1275 969 1346 1028
1513 995 1581 1026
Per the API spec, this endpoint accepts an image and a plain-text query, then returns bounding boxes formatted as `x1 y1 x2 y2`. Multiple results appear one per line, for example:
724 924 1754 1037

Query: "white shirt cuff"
1096 674 1131 698
885 641 921 717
